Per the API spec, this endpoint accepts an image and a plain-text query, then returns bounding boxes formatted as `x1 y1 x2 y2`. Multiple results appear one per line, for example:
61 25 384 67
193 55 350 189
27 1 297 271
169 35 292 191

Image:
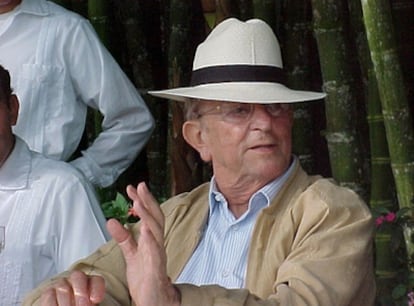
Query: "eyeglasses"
197 103 290 124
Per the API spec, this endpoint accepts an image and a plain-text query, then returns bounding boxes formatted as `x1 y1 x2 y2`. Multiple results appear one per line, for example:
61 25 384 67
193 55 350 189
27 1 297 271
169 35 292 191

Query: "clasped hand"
40 182 180 306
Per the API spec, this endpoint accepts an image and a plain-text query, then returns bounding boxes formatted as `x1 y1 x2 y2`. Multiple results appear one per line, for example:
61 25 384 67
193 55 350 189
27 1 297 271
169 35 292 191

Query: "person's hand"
107 182 180 306
40 270 105 305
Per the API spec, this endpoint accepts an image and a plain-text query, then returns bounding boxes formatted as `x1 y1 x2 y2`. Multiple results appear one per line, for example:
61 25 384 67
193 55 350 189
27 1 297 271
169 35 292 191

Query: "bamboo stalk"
71 0 87 17
51 0 72 9
311 0 367 198
237 0 253 20
87 0 109 144
84 0 111 201
361 0 414 272
252 0 275 28
88 0 109 47
283 0 321 174
109 0 168 200
168 0 205 195
347 0 399 300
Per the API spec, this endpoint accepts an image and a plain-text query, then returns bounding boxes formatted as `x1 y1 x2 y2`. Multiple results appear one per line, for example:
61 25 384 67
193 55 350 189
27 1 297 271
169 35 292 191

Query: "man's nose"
249 105 274 126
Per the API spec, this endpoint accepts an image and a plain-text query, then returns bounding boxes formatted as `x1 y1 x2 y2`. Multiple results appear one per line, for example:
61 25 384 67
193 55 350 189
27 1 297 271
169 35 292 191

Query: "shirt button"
233 225 239 231
222 270 229 278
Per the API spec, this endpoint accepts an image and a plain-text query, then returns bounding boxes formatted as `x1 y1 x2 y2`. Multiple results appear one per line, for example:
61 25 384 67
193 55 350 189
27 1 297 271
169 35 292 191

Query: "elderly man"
23 18 375 306
0 63 109 305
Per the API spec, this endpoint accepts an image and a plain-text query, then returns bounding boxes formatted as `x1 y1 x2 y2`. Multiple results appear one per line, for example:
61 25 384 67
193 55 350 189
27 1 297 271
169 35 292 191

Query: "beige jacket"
24 163 376 306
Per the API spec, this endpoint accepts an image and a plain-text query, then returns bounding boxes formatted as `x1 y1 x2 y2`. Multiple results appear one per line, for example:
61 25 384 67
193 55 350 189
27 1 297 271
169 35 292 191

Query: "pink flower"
384 212 396 223
375 216 385 227
127 207 138 217
408 291 414 306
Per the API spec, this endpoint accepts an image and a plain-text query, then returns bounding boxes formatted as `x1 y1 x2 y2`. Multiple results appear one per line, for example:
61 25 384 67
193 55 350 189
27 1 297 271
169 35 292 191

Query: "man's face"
184 100 294 188
0 96 18 167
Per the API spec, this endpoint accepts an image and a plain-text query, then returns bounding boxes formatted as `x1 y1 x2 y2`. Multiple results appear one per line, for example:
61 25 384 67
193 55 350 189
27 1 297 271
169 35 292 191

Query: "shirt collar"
17 0 50 17
0 137 31 190
208 156 298 218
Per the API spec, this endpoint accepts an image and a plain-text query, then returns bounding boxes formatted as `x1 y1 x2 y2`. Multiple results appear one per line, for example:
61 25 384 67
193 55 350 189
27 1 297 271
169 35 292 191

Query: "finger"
126 184 139 203
68 271 93 306
126 184 144 219
88 276 106 304
137 182 164 228
139 221 162 250
135 182 165 247
106 218 130 243
54 278 75 306
134 199 164 247
126 183 164 246
40 288 58 306
107 218 138 260
126 182 164 229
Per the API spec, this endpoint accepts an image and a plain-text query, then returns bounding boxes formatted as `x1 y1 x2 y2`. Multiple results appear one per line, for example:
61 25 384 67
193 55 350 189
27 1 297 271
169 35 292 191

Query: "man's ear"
9 94 19 126
182 120 211 162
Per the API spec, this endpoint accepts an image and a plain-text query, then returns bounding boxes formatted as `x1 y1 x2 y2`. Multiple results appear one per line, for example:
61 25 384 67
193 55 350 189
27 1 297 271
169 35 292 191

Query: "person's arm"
53 171 110 271
22 182 179 306
22 238 131 306
66 19 154 188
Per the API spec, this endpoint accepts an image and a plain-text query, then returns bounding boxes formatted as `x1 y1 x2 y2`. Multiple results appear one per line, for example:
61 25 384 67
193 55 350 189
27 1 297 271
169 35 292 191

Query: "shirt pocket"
14 64 65 155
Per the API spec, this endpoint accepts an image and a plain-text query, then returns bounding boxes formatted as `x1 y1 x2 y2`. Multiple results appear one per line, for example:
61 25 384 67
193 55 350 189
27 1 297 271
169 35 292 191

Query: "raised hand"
107 182 180 306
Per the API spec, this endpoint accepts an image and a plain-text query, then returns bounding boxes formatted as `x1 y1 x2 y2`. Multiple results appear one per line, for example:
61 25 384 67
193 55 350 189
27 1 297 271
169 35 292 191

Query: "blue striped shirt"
176 158 297 288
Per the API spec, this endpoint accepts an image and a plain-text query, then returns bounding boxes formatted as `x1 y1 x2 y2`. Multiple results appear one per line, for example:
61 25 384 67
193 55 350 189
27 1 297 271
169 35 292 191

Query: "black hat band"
190 65 286 86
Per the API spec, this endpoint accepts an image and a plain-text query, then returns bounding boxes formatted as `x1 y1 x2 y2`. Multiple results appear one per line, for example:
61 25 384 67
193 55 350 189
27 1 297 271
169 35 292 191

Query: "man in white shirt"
0 0 154 188
0 64 109 305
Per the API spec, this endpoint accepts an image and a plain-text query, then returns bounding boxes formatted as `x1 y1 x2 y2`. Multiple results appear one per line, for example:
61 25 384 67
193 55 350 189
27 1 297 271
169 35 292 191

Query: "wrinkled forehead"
187 98 235 109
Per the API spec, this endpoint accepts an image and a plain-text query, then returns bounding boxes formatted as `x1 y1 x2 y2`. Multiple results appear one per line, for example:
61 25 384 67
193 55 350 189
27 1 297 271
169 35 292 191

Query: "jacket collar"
0 137 31 190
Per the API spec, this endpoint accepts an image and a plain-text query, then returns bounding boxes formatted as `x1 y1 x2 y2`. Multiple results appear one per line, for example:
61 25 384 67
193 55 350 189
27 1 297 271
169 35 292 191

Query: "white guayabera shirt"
0 138 109 305
0 0 154 188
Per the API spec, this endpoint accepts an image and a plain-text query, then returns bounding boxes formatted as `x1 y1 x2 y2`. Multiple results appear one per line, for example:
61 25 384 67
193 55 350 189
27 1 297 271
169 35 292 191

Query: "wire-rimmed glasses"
196 102 290 124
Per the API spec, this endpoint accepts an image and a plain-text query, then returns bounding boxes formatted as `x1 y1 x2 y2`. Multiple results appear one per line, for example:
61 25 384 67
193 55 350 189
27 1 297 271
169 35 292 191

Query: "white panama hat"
148 18 326 103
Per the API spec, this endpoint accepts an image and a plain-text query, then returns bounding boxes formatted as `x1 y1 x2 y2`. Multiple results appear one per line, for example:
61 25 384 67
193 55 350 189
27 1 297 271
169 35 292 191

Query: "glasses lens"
222 103 252 123
265 104 289 116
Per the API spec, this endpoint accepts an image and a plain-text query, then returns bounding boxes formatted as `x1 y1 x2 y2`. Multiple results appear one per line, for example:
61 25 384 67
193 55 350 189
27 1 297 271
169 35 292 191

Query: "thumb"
106 219 138 258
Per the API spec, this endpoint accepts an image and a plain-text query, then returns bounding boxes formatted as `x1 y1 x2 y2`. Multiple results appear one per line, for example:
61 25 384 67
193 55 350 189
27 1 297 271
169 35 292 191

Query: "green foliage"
101 192 139 224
